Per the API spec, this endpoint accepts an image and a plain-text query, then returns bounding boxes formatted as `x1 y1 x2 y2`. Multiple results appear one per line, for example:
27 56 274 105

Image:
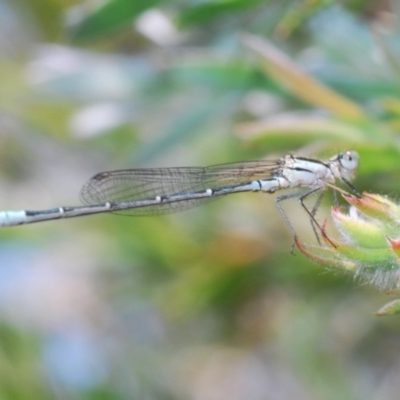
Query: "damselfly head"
339 151 359 170
332 150 359 181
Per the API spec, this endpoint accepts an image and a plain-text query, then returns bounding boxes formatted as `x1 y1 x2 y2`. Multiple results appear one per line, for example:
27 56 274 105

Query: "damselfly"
0 151 360 243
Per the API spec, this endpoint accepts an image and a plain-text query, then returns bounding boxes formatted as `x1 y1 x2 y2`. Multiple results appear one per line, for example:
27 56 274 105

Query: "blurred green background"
1 0 400 399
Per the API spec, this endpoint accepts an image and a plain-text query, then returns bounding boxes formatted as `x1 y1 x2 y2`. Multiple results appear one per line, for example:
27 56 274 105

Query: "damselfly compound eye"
339 151 359 171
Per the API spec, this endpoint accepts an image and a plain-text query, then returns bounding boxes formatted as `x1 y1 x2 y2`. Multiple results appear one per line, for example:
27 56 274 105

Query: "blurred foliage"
1 0 400 399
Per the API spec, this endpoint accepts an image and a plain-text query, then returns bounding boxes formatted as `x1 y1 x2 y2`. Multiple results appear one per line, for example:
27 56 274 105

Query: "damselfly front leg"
275 188 337 252
297 188 336 247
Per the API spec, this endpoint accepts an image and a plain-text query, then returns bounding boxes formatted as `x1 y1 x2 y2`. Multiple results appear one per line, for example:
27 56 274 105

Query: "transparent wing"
80 160 283 216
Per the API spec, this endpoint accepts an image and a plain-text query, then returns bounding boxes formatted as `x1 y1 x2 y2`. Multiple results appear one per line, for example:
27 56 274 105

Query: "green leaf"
242 33 367 121
71 0 161 42
177 0 268 28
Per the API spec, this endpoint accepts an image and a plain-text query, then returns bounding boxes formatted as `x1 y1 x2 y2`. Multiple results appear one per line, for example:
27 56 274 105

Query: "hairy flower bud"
296 193 400 315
